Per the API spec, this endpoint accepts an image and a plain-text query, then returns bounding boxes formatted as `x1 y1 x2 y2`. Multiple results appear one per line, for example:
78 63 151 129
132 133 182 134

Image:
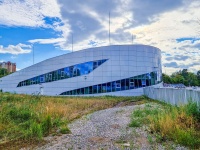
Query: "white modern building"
0 45 162 96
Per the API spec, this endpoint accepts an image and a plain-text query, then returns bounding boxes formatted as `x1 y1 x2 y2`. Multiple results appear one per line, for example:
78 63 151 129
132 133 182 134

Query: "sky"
0 0 200 74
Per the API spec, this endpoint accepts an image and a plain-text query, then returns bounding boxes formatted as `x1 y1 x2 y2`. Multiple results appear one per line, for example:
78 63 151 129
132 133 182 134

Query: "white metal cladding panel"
0 45 161 96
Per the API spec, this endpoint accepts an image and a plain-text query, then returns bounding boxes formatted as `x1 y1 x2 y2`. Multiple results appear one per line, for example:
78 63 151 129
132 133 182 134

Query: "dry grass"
130 101 200 148
0 93 142 149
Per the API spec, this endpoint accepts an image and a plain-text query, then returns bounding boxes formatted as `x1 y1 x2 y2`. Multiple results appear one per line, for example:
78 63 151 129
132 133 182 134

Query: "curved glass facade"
60 72 158 95
17 59 107 87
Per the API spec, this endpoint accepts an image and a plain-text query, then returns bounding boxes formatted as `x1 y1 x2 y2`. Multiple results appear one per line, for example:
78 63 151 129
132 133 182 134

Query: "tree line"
163 69 200 86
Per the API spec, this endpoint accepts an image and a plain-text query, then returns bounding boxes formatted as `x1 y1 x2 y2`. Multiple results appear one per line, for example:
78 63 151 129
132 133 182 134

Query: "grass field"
1 92 199 149
0 92 145 149
129 100 200 149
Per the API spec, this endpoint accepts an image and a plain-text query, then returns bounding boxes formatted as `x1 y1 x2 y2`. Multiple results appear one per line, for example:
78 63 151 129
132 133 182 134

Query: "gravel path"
37 104 187 150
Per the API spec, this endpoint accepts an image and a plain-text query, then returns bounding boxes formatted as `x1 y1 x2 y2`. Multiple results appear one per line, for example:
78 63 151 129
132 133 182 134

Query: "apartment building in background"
0 61 16 73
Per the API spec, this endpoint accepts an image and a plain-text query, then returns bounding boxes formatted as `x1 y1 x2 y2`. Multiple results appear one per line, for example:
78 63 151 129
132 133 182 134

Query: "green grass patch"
0 92 146 148
129 101 200 148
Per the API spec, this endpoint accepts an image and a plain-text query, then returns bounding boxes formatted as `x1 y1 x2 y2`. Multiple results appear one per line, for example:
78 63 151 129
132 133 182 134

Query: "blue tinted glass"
79 64 86 75
73 65 77 77
69 66 73 77
93 61 98 70
59 71 157 95
107 82 111 92
98 60 102 66
17 59 107 87
93 85 98 94
111 81 116 92
64 67 70 77
102 83 106 93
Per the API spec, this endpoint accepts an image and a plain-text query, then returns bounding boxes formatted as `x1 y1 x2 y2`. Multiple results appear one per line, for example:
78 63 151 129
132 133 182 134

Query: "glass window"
116 80 121 91
57 70 61 80
79 64 86 75
52 71 56 81
97 84 102 93
121 79 126 91
102 59 107 64
64 67 70 78
61 70 65 78
89 86 93 94
40 75 44 83
32 78 36 84
69 66 73 77
49 74 52 81
147 73 151 79
151 78 155 85
18 59 108 87
102 83 107 93
85 62 93 74
80 88 84 95
36 76 40 84
77 89 81 95
141 79 146 87
45 74 49 82
93 85 98 94
72 90 76 95
98 60 102 66
84 87 89 94
125 79 129 90
73 65 77 77
106 82 111 92
134 79 138 88
93 61 98 70
76 64 82 76
69 91 72 95
111 81 116 92
146 79 150 86
26 80 30 86
138 79 142 87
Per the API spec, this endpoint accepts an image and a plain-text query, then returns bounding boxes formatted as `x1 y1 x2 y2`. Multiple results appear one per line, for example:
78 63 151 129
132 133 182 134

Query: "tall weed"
130 101 200 148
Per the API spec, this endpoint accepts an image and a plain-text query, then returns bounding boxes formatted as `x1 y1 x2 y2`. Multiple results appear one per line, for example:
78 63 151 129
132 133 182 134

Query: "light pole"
32 44 34 65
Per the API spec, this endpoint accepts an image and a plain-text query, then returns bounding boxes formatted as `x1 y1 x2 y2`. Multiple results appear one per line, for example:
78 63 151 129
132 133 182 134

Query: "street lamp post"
32 44 34 65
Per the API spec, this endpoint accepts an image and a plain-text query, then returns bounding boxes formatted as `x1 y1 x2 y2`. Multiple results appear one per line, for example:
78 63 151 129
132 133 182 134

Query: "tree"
163 69 200 86
162 73 171 83
197 70 200 79
0 68 9 78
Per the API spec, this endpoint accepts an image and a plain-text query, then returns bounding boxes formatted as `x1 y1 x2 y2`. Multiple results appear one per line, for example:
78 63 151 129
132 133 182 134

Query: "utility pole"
109 11 110 45
72 33 74 53
32 44 34 65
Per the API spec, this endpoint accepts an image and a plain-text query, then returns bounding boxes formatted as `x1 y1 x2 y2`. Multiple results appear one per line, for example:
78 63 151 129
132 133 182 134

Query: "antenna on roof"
109 11 110 45
72 33 73 52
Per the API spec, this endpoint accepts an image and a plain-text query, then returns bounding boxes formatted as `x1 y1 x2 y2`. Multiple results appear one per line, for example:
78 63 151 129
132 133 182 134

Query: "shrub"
41 115 52 136
60 126 71 134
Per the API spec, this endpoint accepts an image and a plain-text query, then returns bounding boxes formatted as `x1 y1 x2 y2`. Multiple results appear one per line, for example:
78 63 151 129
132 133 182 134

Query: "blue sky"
0 0 200 74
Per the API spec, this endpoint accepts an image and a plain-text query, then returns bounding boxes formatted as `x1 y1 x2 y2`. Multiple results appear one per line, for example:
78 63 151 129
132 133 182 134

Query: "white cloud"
0 0 61 27
0 43 31 55
28 38 66 44
1 0 200 74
